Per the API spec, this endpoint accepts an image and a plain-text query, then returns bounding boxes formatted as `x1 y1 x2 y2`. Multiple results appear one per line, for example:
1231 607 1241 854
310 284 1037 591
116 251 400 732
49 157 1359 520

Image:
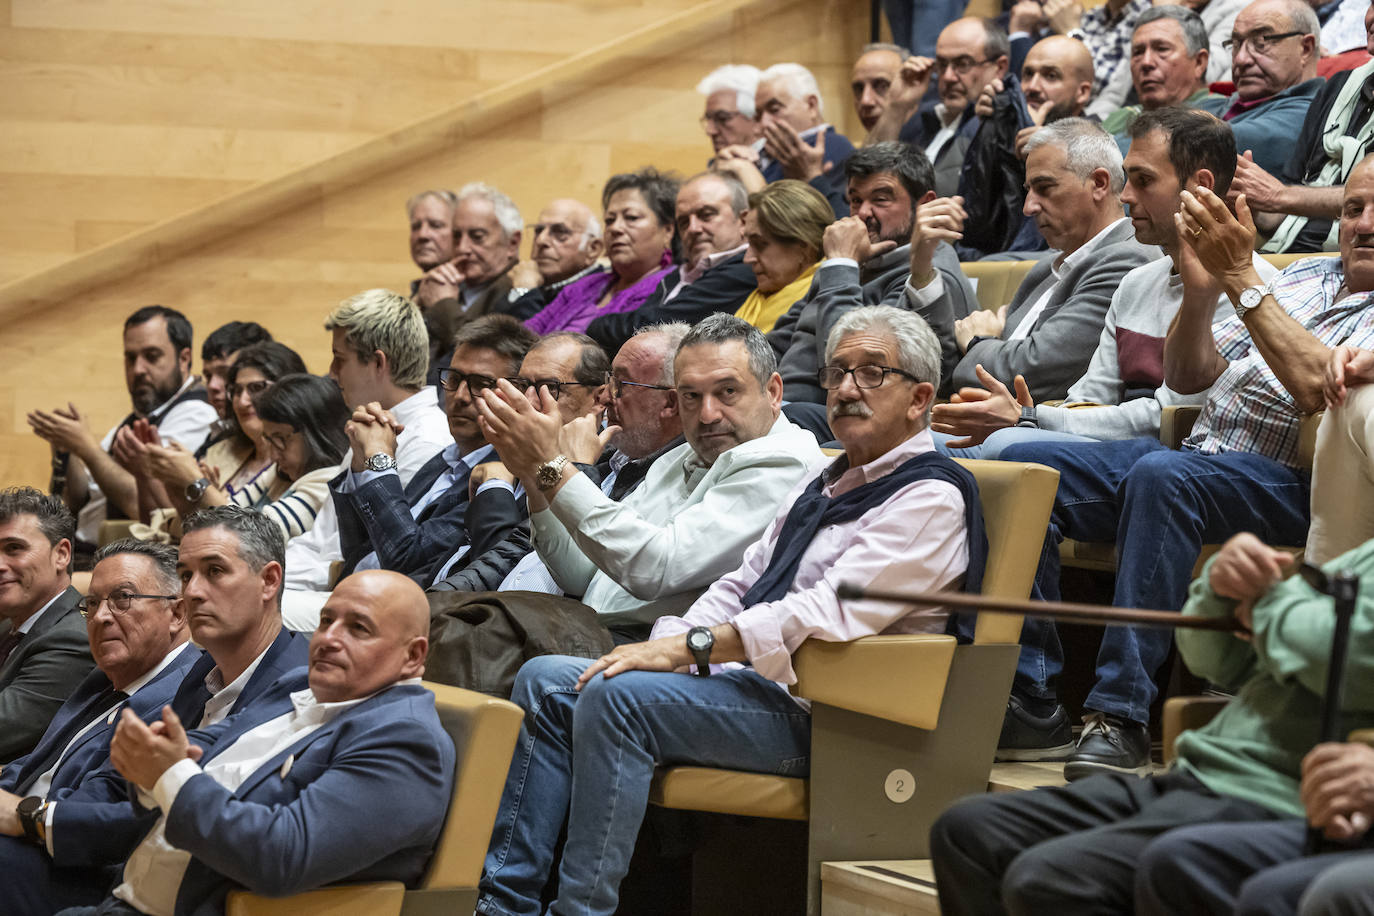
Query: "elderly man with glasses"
0 539 197 916
476 304 983 916
323 314 540 591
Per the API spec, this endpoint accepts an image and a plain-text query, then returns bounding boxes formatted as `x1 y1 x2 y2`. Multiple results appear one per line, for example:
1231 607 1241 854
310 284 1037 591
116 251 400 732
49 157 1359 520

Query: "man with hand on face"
973 34 1095 160
406 188 457 297
476 305 981 916
769 142 976 437
587 172 757 352
0 540 195 915
279 290 451 629
29 306 218 562
1195 0 1323 175
64 570 453 916
474 314 822 645
0 488 92 764
918 118 1156 410
415 183 524 371
500 199 606 321
328 315 540 590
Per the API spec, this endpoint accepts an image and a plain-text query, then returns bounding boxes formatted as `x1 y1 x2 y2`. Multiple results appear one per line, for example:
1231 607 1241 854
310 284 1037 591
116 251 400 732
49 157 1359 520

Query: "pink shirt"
650 429 969 688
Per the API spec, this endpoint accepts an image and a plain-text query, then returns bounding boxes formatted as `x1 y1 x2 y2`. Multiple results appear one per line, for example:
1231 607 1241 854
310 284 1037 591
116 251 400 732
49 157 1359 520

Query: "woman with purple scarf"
526 167 679 334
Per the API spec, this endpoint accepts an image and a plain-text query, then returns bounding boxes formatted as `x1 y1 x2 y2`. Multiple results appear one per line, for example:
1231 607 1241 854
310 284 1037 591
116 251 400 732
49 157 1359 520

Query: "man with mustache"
914 118 1156 406
477 305 979 916
768 142 976 437
28 306 218 561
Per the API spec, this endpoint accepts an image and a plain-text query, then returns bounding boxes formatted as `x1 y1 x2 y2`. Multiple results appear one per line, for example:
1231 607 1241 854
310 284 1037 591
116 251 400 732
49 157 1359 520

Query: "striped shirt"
1186 256 1374 468
1079 0 1152 98
231 463 337 541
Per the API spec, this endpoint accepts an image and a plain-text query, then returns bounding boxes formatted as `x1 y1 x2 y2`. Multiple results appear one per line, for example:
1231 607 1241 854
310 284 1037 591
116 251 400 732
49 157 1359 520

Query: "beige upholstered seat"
225 682 523 916
648 459 1060 913
959 259 1040 312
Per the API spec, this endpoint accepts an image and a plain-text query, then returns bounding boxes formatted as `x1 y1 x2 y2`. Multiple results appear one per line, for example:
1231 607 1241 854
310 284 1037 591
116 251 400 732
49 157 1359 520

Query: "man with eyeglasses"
0 539 196 915
499 199 607 322
279 289 451 630
476 305 982 916
324 315 539 593
696 64 765 161
1231 0 1374 252
1190 0 1324 175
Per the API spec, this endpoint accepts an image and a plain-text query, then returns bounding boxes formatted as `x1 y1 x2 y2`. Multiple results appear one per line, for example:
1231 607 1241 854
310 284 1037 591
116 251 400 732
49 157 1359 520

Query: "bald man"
501 199 607 321
81 571 455 915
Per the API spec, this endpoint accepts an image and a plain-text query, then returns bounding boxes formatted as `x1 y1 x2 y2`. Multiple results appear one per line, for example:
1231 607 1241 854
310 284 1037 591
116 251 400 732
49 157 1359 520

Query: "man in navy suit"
0 487 94 763
75 569 453 916
329 314 541 589
0 539 196 914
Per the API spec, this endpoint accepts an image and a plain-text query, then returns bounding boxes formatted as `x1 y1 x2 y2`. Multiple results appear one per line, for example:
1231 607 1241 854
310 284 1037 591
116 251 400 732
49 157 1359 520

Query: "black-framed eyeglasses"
935 55 990 75
1221 30 1303 54
700 109 747 129
437 369 501 393
505 378 595 401
228 379 271 400
77 591 180 618
262 428 298 453
818 364 920 390
604 372 673 399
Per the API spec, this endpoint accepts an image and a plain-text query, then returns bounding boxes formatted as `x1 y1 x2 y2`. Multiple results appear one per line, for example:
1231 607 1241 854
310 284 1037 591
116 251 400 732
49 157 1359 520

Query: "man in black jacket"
586 172 757 352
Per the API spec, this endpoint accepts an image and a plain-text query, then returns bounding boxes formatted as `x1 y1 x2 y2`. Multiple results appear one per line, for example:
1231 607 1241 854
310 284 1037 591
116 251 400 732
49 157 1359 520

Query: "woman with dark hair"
525 167 679 334
251 373 349 540
132 341 309 539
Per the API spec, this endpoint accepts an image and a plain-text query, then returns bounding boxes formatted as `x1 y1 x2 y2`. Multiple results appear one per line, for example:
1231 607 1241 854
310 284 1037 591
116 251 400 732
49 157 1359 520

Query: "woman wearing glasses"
734 180 831 333
525 167 679 334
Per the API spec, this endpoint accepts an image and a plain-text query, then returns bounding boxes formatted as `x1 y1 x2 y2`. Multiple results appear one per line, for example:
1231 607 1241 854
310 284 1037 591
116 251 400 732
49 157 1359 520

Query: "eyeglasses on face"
437 370 501 393
262 429 298 452
505 378 596 401
533 222 577 243
77 590 179 618
228 379 272 400
935 56 990 75
604 372 673 399
817 364 920 390
700 110 747 129
1221 30 1303 54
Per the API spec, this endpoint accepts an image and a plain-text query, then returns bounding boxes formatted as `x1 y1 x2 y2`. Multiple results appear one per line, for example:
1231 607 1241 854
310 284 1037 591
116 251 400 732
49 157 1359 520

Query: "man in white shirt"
280 289 451 629
475 313 824 643
27 306 219 559
69 570 453 916
476 304 978 916
0 539 196 916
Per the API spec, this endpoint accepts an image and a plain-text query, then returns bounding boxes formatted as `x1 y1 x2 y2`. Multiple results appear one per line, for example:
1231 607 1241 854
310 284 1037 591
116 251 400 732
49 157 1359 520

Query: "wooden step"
987 760 1069 793
821 860 940 916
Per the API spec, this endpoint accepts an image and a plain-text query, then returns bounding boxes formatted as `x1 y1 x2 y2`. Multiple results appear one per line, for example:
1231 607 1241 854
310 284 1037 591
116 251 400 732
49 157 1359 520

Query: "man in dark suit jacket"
333 315 541 588
768 142 977 437
0 488 94 763
587 172 758 352
917 118 1157 405
86 569 453 916
499 198 607 322
0 539 197 915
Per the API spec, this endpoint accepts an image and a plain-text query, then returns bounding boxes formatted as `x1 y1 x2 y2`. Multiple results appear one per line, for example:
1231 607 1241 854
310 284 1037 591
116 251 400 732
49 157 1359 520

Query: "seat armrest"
1162 695 1230 764
1160 406 1202 449
226 883 405 916
1347 728 1374 747
793 634 957 730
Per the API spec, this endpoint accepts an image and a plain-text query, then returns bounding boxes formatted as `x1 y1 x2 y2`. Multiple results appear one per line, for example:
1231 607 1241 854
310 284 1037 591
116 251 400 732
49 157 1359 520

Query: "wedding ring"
1189 227 1201 239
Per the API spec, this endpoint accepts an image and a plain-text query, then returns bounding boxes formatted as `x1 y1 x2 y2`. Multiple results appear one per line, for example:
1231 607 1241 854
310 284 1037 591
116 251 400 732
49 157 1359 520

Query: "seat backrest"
1262 253 1337 272
419 681 524 889
952 459 1060 645
959 260 1041 311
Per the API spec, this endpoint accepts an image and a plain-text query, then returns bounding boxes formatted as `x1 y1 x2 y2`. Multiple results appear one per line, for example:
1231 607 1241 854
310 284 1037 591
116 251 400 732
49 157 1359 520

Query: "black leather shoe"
1063 712 1152 781
995 695 1075 762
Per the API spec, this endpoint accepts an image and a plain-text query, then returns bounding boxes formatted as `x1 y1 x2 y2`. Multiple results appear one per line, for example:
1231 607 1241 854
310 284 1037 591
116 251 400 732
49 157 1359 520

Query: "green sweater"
1175 540 1374 818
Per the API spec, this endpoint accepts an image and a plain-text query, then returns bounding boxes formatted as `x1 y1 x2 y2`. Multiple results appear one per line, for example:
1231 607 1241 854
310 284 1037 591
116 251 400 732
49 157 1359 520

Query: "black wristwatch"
184 477 211 503
686 626 714 677
1016 405 1038 428
16 795 43 844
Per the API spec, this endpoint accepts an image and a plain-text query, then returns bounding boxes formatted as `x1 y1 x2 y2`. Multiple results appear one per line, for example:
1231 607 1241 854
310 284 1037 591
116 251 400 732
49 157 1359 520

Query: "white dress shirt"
1006 218 1129 342
198 643 272 728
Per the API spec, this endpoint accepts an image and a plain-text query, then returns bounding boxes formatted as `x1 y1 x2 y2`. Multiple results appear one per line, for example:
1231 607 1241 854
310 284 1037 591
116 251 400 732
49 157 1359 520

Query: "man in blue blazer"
0 539 196 913
331 314 540 588
85 569 453 916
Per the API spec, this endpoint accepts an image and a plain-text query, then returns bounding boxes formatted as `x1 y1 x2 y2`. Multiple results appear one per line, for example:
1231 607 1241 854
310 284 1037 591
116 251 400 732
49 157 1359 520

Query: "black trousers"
929 769 1282 915
1137 818 1374 916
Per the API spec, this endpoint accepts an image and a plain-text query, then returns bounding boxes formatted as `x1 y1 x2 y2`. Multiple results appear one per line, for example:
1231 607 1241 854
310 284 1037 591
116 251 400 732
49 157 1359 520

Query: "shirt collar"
683 244 746 285
390 387 441 425
16 587 69 635
1055 217 1127 276
542 263 602 295
443 441 494 473
120 641 192 697
141 375 199 422
822 428 935 492
293 676 424 722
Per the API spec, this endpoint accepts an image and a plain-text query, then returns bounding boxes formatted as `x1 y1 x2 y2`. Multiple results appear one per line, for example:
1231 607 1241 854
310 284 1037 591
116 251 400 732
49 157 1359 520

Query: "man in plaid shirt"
996 154 1374 779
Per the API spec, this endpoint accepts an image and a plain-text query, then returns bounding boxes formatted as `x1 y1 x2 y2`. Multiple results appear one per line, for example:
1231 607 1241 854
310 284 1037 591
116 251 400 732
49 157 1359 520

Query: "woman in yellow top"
734 179 831 333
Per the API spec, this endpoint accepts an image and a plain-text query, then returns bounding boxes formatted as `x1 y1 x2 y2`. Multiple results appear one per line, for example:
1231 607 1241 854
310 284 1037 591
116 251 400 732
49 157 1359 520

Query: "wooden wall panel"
1 0 870 486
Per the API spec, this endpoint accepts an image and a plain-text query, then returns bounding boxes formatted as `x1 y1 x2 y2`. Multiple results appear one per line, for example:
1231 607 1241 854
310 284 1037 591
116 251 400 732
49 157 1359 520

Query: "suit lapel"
403 452 451 504
0 588 81 681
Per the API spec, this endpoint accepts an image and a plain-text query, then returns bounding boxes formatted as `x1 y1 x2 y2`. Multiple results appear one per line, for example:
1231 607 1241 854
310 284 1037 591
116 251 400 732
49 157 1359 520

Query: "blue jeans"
477 655 812 916
997 438 1311 724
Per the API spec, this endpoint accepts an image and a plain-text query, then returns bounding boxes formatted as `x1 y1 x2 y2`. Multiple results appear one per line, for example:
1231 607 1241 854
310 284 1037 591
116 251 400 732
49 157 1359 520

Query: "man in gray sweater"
766 142 976 438
910 117 1157 407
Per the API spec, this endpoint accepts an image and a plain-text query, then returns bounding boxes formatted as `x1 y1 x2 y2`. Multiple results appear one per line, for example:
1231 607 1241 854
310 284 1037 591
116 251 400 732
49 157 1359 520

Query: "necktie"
0 630 22 668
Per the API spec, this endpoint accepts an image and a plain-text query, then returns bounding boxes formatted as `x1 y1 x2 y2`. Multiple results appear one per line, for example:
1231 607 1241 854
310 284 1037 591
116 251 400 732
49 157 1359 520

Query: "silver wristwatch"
1234 285 1266 321
363 453 398 472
